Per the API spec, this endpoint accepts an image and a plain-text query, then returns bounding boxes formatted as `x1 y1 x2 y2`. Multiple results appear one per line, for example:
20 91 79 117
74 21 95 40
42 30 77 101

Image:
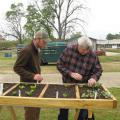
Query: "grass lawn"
0 88 119 120
0 54 120 73
1 62 120 73
0 50 120 119
105 48 120 53
99 55 120 62
0 50 120 73
101 62 120 72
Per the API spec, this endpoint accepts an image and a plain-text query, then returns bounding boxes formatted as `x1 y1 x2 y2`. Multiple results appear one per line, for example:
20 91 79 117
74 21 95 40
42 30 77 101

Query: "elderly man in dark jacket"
57 36 103 120
14 30 48 120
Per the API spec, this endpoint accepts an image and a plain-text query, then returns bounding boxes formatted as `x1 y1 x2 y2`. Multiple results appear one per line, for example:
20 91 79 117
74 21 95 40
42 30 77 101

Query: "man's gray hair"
77 36 92 50
34 30 49 41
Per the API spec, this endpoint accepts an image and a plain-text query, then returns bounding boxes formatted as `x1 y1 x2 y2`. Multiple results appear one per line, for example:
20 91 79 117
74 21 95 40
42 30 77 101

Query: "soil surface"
5 83 45 97
3 83 16 92
43 84 76 98
2 83 113 99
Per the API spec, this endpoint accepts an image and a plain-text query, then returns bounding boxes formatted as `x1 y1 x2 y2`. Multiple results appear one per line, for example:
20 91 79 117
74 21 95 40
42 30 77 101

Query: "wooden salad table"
0 82 117 120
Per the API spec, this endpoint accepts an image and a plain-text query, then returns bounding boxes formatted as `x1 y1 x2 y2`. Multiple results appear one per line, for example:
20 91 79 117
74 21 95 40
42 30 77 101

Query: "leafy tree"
24 0 55 39
24 5 41 39
40 0 55 39
70 32 81 39
4 3 25 43
25 0 86 40
106 33 120 40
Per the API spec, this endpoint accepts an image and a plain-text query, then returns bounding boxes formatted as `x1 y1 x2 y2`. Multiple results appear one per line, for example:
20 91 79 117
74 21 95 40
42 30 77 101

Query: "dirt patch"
43 84 76 98
4 83 45 97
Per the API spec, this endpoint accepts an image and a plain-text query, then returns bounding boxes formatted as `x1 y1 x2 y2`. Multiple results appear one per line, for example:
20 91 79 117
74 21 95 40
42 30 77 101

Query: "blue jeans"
58 109 95 120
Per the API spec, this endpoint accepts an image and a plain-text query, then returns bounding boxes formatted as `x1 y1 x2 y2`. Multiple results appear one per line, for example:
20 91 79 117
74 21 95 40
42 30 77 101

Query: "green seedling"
81 91 94 98
19 85 25 89
12 91 17 96
100 91 111 99
25 90 34 96
63 93 68 98
22 83 29 87
81 93 87 98
64 84 69 88
92 83 101 90
81 84 111 99
30 84 36 90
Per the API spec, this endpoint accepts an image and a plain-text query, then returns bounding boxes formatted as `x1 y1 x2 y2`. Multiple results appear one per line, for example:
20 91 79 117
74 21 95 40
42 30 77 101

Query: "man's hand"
34 74 43 82
88 78 96 86
70 72 83 80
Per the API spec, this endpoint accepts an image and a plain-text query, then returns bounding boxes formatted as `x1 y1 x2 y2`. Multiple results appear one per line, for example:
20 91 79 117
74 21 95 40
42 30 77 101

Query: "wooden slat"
102 85 116 100
74 109 80 120
2 84 19 96
74 85 80 120
74 85 93 119
7 106 17 120
38 84 48 97
0 106 17 120
113 100 117 108
0 106 2 113
102 85 117 108
0 96 115 109
88 109 93 118
75 85 80 99
0 83 117 110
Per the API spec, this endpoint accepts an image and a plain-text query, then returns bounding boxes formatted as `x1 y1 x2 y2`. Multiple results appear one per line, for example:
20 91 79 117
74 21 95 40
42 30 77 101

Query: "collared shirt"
57 45 103 83
33 40 42 63
33 40 40 53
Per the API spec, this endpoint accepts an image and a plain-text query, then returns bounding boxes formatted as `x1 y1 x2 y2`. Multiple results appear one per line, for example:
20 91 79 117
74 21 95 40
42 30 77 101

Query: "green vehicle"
41 41 67 64
17 42 67 64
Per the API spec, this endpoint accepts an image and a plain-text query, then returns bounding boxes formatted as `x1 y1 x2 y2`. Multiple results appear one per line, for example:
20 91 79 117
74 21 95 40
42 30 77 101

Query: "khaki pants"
24 107 40 120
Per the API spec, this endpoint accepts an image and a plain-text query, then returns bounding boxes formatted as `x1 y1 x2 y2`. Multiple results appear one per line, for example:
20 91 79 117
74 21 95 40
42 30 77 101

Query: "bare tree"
35 0 86 40
4 3 25 43
24 0 86 40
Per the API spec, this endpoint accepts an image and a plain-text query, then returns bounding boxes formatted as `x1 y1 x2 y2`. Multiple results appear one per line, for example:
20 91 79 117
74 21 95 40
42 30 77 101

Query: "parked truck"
17 41 67 64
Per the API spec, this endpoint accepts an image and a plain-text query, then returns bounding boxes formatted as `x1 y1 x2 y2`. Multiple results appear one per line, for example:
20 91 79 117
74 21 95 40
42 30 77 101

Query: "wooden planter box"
0 82 117 109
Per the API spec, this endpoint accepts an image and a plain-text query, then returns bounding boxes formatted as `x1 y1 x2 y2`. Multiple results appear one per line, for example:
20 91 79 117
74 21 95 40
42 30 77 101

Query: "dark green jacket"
14 41 41 82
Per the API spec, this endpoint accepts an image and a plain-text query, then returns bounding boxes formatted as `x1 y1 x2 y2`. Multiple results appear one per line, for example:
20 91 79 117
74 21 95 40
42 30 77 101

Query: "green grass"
0 50 120 73
0 88 119 120
105 48 120 53
99 56 120 62
0 51 16 73
101 62 120 72
94 88 120 120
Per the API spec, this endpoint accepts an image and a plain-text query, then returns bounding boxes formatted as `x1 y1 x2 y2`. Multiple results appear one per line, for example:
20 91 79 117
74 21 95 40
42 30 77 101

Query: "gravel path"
0 72 120 88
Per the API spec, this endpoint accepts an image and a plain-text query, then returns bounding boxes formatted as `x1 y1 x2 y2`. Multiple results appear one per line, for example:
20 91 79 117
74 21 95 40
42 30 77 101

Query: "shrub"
0 41 18 50
96 50 106 56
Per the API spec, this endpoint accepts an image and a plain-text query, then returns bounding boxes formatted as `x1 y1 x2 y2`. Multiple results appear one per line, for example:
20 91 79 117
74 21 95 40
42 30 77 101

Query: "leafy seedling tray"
0 82 117 109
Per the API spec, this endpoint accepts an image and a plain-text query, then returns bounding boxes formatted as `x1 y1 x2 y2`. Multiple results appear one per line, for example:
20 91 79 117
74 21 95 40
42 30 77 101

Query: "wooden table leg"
7 106 17 120
88 109 93 119
74 109 80 120
74 109 93 120
0 106 2 113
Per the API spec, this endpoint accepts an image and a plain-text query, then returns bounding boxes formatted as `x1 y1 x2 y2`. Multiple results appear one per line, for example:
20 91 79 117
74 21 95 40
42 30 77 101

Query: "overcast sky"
0 0 120 40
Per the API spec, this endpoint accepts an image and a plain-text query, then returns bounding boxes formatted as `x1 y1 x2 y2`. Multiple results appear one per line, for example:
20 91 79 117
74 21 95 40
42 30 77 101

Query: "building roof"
97 39 120 44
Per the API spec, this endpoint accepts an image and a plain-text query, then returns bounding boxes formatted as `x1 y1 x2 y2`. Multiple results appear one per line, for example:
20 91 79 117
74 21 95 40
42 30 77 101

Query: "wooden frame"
0 82 117 120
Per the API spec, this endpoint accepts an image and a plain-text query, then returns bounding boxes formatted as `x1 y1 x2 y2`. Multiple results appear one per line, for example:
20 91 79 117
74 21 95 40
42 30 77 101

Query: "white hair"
77 36 92 50
34 30 49 41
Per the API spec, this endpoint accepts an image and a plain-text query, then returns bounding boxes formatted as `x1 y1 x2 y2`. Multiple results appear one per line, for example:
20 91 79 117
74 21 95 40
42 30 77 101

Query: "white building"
97 39 120 49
